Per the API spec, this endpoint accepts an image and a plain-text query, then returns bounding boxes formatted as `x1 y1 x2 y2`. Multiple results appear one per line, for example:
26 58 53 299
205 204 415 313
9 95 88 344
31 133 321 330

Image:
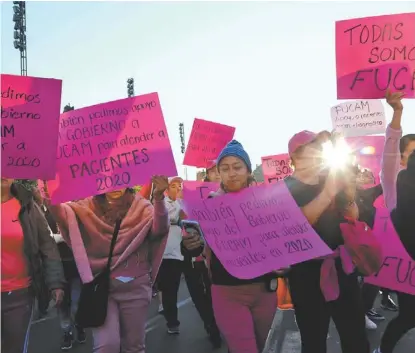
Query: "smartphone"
181 220 205 243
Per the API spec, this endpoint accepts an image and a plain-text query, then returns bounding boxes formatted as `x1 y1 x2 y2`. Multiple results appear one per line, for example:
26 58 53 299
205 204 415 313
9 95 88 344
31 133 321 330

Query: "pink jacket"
380 124 403 211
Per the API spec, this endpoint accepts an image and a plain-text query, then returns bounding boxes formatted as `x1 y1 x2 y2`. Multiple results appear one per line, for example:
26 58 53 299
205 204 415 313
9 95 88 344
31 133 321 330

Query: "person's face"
105 188 126 201
218 156 249 192
401 140 415 169
292 140 325 175
207 167 221 183
1 178 14 192
167 182 182 200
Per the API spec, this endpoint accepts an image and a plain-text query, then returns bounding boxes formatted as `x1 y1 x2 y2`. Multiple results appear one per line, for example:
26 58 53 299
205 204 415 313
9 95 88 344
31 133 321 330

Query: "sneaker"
381 297 398 311
167 326 180 334
373 349 381 353
61 331 73 350
76 326 86 344
366 309 385 321
365 315 377 330
158 304 164 313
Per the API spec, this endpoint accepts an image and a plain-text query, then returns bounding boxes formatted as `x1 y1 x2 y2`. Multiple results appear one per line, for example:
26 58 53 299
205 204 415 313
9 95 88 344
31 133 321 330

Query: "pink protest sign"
181 181 219 214
183 182 332 279
1 74 62 179
183 118 235 168
365 208 415 295
49 93 177 204
336 13 415 99
346 135 385 184
261 154 293 184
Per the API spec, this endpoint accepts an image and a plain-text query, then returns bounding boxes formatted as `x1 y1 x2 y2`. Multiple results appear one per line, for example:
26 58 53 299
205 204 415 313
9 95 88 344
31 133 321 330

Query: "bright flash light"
360 146 376 155
322 138 352 170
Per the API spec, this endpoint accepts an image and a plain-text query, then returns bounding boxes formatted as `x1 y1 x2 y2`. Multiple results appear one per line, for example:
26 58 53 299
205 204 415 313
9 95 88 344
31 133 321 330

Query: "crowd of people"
1 90 414 353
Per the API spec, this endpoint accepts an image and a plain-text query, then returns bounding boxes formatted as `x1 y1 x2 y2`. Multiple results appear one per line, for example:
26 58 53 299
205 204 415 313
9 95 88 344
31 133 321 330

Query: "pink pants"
211 283 276 353
92 274 152 353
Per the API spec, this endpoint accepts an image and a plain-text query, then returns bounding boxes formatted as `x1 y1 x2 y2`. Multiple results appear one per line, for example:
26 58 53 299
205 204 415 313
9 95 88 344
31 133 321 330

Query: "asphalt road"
28 283 414 353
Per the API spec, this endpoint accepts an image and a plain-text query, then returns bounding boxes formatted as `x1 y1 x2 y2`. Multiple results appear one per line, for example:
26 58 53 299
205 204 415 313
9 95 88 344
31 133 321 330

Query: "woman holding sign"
44 176 170 353
1 178 65 353
182 140 277 353
284 130 372 353
374 91 415 353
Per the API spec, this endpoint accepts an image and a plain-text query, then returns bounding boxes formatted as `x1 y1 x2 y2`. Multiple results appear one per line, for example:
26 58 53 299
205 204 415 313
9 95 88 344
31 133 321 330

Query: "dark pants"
183 260 219 334
380 292 415 353
361 283 380 312
288 261 370 353
157 259 184 328
1 288 33 353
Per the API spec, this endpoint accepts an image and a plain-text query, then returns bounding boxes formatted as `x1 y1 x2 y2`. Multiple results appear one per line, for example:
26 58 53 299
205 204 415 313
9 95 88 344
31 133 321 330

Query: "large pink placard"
183 118 235 168
365 208 415 295
49 93 177 204
1 74 62 179
336 13 415 99
261 154 293 184
183 182 332 279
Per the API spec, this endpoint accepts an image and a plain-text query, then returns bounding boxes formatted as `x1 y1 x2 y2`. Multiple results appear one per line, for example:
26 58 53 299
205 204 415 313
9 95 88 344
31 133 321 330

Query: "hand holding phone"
181 220 205 251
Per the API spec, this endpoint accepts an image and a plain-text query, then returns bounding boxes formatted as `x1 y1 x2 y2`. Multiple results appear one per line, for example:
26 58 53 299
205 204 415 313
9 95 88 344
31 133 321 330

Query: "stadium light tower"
127 78 135 97
12 1 27 76
179 123 188 180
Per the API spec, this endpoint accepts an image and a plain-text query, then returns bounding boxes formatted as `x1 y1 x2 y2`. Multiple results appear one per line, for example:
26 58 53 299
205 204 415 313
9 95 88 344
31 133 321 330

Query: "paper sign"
1 74 62 179
181 181 219 214
365 208 415 295
331 100 386 137
336 13 415 99
49 93 177 204
261 154 293 184
183 118 235 168
182 182 332 279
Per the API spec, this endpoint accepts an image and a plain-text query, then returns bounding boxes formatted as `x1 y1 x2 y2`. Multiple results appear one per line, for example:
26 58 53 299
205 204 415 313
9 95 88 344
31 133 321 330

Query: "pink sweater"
380 124 403 211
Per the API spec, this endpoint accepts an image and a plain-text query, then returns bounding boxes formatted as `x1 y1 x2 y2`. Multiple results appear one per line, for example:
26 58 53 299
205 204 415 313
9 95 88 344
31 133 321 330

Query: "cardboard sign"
183 118 235 168
336 13 415 99
1 74 62 179
49 93 177 204
182 182 332 279
331 100 386 137
261 154 293 184
365 208 415 295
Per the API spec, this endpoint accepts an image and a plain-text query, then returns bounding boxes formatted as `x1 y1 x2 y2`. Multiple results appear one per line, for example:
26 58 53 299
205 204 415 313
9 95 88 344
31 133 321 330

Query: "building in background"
253 164 264 183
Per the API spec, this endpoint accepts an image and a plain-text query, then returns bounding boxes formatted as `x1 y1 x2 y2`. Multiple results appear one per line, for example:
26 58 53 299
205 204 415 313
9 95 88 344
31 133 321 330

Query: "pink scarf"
61 195 168 283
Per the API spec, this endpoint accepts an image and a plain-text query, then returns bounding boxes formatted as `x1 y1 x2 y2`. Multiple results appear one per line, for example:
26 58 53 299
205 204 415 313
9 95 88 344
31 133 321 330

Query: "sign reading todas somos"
261 154 293 184
365 208 415 295
49 93 177 204
336 13 415 99
183 118 235 168
1 74 62 179
183 182 332 279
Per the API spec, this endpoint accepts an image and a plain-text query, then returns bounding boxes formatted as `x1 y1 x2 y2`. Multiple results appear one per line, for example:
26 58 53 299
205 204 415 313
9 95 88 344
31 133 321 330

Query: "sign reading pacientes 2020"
183 182 332 279
336 13 415 99
1 74 62 179
50 93 177 204
365 208 415 295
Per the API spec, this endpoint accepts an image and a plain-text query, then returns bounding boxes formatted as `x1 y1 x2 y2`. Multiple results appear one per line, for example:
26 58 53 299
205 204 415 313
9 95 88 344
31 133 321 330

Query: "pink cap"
206 159 217 170
168 176 183 184
288 130 318 155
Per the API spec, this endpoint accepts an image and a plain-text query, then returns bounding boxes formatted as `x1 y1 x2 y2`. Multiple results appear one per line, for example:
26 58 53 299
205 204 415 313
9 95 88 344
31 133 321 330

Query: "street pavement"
28 281 414 353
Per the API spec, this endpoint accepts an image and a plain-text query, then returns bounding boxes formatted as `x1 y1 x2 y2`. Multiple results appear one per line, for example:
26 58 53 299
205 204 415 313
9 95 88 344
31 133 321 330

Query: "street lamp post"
127 78 135 97
179 123 188 180
12 1 27 76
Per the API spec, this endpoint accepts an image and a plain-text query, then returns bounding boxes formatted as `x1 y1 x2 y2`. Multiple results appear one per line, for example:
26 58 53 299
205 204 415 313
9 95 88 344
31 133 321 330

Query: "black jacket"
391 150 415 261
10 184 65 301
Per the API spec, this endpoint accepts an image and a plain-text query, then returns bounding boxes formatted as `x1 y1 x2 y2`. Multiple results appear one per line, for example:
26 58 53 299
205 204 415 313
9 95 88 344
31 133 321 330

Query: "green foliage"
14 179 38 191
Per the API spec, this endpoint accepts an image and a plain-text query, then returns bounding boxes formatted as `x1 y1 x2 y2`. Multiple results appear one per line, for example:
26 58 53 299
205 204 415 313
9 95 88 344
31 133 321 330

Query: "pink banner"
261 154 293 184
1 74 62 179
365 208 415 295
183 118 235 168
183 182 332 279
49 93 177 204
336 13 415 99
